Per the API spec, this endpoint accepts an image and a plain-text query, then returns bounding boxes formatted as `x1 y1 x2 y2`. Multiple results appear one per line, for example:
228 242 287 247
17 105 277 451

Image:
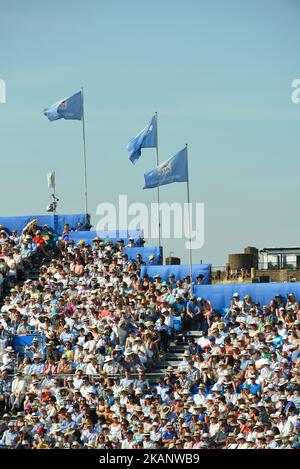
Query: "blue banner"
141 264 211 284
68 230 144 246
192 282 300 312
123 246 163 265
12 335 44 354
0 214 90 236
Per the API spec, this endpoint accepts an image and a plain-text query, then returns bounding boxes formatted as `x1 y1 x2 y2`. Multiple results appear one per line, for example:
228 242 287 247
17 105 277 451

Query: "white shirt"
11 378 26 395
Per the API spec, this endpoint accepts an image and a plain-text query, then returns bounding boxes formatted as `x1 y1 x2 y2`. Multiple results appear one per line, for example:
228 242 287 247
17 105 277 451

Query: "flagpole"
185 143 193 281
81 86 88 214
155 112 161 248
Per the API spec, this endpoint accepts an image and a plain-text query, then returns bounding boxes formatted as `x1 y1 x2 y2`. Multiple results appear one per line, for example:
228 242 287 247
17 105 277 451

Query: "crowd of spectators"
0 222 299 449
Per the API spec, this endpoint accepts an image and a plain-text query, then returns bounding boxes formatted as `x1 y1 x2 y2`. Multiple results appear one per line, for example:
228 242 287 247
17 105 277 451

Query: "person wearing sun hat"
1 420 19 448
160 405 177 422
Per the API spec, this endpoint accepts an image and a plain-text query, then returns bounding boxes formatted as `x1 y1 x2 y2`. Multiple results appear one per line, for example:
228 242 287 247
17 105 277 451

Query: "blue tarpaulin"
0 214 90 235
192 282 300 312
141 264 211 284
68 230 144 246
123 247 163 265
12 334 44 354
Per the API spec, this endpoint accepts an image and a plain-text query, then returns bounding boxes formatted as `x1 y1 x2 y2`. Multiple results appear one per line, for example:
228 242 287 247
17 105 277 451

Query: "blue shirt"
242 382 261 395
162 431 176 441
187 301 198 315
60 331 75 343
173 300 186 314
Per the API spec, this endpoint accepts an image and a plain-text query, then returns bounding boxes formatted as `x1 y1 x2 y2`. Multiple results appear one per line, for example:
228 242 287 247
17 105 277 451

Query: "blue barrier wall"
192 282 300 311
0 214 89 235
12 335 44 354
123 247 163 265
141 264 212 284
69 230 144 246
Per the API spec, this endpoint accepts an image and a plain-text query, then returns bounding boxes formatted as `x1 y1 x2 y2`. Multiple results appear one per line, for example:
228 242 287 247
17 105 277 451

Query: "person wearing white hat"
125 237 136 248
226 432 238 449
1 420 18 448
230 293 244 311
9 371 26 410
103 355 119 375
236 433 248 449
177 350 191 371
29 353 44 375
86 355 98 376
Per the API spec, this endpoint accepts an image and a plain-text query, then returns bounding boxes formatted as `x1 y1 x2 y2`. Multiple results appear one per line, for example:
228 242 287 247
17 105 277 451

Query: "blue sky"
1 0 300 265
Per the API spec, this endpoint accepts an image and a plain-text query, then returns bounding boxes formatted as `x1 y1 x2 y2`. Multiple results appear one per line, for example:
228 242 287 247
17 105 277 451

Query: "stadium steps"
165 353 184 360
186 330 203 338
168 346 187 353
146 330 202 378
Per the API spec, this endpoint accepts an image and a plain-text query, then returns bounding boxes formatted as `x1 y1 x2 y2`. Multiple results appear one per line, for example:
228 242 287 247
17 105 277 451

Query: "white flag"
47 171 55 189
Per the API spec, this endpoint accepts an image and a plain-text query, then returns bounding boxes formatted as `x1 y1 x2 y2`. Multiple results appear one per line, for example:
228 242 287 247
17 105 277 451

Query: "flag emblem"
159 162 172 175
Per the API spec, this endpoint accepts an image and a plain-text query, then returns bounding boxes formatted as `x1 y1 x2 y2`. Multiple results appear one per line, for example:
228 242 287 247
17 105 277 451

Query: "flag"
143 147 188 189
47 171 55 189
43 91 82 121
126 115 157 164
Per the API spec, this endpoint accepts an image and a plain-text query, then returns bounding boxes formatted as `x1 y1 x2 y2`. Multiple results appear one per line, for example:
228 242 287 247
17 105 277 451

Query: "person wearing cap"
185 296 201 331
2 420 19 448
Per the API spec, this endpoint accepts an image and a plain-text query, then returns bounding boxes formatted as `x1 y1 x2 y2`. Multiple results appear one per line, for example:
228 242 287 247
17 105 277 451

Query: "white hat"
33 353 41 359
